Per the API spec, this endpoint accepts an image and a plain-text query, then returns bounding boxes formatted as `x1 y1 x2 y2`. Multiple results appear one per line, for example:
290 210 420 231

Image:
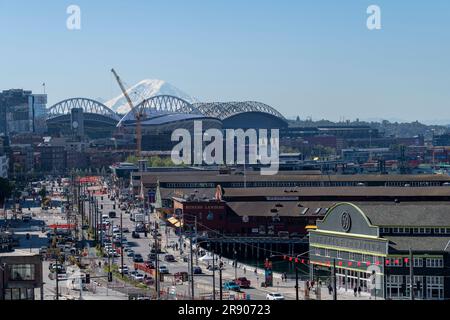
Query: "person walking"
328 284 333 295
358 286 362 297
354 286 357 297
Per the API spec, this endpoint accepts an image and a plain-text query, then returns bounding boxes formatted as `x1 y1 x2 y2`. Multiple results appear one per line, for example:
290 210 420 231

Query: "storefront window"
9 264 36 281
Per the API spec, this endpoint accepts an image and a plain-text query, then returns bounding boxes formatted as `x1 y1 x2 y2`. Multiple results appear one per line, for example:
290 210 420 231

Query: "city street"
95 194 372 301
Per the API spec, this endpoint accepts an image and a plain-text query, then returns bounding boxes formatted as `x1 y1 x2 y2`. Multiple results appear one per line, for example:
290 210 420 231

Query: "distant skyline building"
0 89 47 136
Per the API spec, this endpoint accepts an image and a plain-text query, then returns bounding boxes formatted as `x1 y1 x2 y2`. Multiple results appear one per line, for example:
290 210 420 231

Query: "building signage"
310 233 386 255
185 204 224 210
341 212 352 233
266 196 299 201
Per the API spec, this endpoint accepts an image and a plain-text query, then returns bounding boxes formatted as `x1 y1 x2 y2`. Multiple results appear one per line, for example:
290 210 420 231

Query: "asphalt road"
96 196 286 300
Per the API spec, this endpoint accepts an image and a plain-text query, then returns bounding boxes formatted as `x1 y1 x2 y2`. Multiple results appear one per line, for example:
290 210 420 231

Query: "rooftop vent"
301 208 309 215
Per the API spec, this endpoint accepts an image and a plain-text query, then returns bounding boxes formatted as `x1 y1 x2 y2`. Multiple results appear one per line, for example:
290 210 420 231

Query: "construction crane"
111 68 143 158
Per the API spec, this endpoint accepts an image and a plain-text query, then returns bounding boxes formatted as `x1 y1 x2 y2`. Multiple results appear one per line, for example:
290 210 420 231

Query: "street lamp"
179 212 198 299
234 250 238 280
207 243 216 300
0 263 6 301
269 250 311 301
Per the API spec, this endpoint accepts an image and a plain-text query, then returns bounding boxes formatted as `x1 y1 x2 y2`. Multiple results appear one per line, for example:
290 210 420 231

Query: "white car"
266 293 285 300
118 266 129 275
133 273 145 282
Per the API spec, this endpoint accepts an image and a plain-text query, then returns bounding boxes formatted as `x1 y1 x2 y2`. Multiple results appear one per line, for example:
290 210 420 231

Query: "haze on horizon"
0 0 449 123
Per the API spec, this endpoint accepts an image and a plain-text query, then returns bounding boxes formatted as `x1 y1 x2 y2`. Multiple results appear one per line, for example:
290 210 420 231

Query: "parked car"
223 281 240 292
158 265 169 274
234 277 251 288
122 227 130 233
164 254 175 262
193 266 202 274
133 254 144 263
207 265 220 271
147 253 157 261
133 273 145 282
144 261 155 269
266 293 285 300
118 266 129 275
132 231 140 239
49 264 66 274
127 250 135 257
135 223 146 233
109 211 116 218
39 246 48 255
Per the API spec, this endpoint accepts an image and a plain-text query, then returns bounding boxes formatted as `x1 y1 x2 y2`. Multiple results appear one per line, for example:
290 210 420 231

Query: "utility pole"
333 259 337 301
55 254 59 300
120 211 124 278
234 250 238 280
190 232 194 299
154 233 160 300
409 248 414 300
295 267 299 301
212 249 216 300
219 263 223 301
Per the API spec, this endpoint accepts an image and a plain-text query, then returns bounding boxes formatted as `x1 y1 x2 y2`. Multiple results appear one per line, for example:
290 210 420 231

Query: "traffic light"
85 274 90 284
108 272 113 282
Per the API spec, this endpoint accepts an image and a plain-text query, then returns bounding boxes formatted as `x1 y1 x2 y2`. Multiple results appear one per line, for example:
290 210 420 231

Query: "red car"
234 277 251 288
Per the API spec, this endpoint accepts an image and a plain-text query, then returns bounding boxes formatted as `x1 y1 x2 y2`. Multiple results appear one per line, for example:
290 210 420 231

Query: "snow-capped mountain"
105 79 199 114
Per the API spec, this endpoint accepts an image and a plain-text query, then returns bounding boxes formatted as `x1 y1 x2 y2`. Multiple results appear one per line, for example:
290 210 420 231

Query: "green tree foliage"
126 155 178 167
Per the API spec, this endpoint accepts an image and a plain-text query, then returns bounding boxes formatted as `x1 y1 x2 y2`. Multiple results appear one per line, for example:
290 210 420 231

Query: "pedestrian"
328 284 333 295
354 286 357 297
254 268 258 275
358 286 362 297
243 267 246 274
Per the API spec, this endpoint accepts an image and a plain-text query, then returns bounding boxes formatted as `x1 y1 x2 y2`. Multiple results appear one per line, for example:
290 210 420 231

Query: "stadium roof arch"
194 101 286 121
118 95 203 127
47 98 121 121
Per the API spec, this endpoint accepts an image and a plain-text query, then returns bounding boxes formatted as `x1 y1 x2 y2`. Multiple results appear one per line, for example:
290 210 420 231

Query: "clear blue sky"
0 0 449 122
